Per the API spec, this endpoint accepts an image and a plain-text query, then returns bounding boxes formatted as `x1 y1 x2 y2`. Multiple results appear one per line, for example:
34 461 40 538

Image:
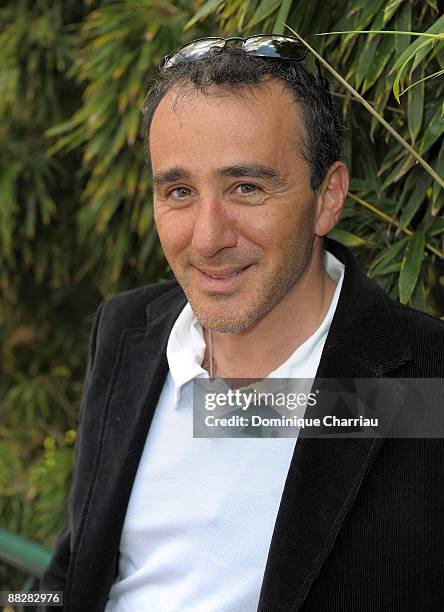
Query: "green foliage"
1 0 443 590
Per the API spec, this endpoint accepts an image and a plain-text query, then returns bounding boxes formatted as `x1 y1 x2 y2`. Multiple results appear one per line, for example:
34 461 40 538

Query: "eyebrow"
152 163 289 189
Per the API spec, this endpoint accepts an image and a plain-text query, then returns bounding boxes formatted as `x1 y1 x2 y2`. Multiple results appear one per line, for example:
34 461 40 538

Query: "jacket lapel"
257 238 413 611
256 362 407 612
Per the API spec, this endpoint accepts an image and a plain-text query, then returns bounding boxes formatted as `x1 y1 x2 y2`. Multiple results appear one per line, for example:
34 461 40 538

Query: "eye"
235 183 263 195
168 186 193 199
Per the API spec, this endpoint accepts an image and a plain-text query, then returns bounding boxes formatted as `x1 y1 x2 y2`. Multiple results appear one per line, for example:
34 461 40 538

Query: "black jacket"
40 238 444 611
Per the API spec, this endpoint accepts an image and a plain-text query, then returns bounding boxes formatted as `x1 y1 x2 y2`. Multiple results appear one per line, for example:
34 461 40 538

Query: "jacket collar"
316 237 412 376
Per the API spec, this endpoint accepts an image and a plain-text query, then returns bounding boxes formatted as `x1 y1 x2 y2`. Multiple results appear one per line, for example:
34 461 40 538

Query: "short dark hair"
141 46 347 191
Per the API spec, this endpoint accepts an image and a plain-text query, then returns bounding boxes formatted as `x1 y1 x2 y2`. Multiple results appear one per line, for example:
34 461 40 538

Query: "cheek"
238 206 298 245
239 204 315 264
155 209 194 258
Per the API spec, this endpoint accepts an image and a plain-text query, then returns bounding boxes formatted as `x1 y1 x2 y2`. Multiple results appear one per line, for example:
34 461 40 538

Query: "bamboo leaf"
392 39 432 103
220 0 245 22
355 13 384 90
273 0 293 35
419 105 444 156
381 153 414 190
390 14 444 74
399 233 426 304
138 224 160 265
432 193 444 217
340 0 386 46
368 236 409 275
24 194 37 239
410 276 427 313
361 30 394 93
237 0 260 30
425 0 438 10
45 115 84 138
184 0 225 31
398 172 432 229
430 217 444 236
407 65 424 143
432 138 444 206
372 261 402 276
369 77 392 139
394 2 411 57
411 37 441 72
402 69 444 97
383 0 405 27
328 228 366 247
247 0 280 28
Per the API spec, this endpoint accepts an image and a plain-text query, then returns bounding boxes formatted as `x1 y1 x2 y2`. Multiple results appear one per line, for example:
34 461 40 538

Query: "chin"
202 319 251 334
192 303 260 334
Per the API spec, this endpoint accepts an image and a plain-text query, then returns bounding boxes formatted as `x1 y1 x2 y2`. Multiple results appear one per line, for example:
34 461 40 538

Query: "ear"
314 161 349 237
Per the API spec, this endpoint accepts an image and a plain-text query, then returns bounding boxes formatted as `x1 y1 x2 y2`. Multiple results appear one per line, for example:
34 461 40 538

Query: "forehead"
149 80 306 172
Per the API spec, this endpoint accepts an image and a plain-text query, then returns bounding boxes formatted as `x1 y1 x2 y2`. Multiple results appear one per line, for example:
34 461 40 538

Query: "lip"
193 264 253 292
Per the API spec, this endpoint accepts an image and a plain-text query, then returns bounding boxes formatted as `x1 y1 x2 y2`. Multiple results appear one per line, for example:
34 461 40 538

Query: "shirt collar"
166 301 209 391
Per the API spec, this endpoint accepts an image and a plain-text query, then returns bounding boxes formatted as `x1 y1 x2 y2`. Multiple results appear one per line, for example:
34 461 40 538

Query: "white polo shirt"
105 250 345 612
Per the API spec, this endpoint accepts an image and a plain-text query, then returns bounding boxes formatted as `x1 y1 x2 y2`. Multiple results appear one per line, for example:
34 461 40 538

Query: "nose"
191 196 238 258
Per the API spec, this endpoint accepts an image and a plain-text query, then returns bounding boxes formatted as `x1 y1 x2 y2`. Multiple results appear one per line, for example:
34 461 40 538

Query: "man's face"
150 80 320 333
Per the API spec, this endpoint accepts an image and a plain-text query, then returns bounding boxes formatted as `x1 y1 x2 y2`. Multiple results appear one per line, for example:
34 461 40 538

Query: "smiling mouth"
194 264 253 291
200 266 250 279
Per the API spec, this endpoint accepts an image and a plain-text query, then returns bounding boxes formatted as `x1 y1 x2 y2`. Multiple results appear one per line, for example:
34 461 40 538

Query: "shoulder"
388 296 444 373
391 297 444 338
100 279 182 329
88 279 183 361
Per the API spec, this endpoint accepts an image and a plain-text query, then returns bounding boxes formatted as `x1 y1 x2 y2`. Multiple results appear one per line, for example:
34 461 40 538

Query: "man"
40 37 443 611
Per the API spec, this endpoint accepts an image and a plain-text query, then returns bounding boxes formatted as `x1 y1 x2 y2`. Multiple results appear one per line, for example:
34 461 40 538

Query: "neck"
203 242 337 380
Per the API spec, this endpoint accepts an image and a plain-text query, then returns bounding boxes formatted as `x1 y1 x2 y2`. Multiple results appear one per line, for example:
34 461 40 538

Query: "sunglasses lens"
162 36 308 70
244 36 307 61
163 39 226 68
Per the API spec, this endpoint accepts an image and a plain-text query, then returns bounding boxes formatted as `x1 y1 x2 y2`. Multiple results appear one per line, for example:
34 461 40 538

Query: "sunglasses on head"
162 35 308 67
161 35 333 109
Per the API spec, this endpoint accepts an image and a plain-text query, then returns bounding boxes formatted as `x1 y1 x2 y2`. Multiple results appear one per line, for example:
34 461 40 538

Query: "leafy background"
1 0 443 591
